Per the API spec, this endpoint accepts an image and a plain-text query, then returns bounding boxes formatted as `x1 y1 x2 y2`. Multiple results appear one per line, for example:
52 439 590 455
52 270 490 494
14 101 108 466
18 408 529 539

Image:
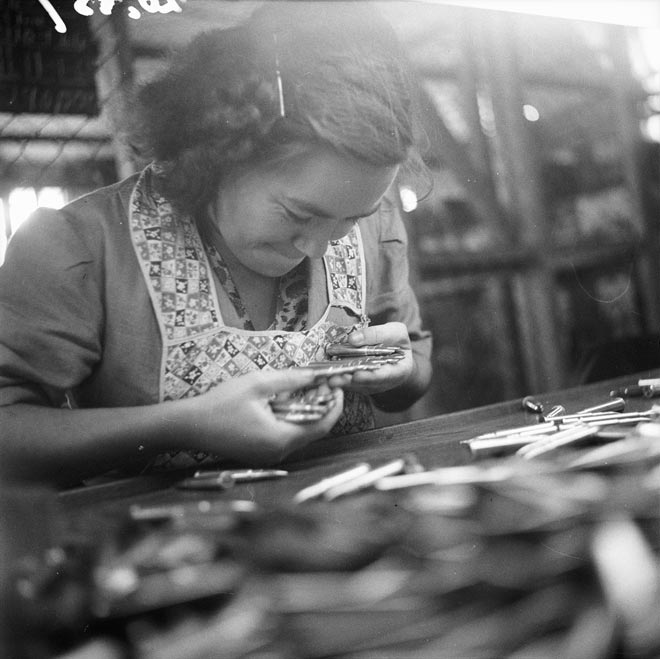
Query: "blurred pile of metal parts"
8 396 660 659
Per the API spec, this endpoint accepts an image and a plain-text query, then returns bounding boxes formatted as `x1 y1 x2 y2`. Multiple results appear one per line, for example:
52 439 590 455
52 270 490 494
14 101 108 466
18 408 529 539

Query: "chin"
252 251 305 277
247 260 301 278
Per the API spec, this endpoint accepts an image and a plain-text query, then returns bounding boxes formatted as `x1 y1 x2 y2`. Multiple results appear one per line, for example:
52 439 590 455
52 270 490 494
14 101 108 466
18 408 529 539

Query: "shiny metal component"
471 420 564 440
323 459 406 500
545 411 653 425
293 463 372 503
543 404 566 419
521 396 544 414
270 383 338 423
516 425 601 460
193 469 288 482
609 385 658 398
275 411 326 423
464 433 548 458
578 398 625 414
325 343 405 358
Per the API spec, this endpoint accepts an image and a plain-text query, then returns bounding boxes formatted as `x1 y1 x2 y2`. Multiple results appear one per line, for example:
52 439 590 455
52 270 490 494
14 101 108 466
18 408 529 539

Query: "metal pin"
273 32 285 118
464 433 548 458
543 404 566 420
577 398 625 414
193 469 288 482
293 463 372 503
129 499 257 520
176 473 236 490
543 411 653 425
324 459 406 500
516 425 601 459
325 344 404 358
376 464 517 490
470 420 564 440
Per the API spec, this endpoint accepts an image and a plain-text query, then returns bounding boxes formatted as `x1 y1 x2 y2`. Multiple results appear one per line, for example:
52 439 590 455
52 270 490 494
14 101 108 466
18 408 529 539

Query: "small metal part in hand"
325 343 405 358
269 402 330 414
275 410 326 423
270 383 337 423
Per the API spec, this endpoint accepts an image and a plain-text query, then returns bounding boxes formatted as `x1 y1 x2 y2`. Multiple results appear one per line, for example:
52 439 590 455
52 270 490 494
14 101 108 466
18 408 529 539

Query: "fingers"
347 322 408 347
273 386 345 438
247 367 319 396
326 373 353 388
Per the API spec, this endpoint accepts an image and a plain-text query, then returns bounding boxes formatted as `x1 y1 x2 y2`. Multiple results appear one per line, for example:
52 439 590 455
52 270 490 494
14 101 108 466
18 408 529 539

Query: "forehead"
254 145 399 217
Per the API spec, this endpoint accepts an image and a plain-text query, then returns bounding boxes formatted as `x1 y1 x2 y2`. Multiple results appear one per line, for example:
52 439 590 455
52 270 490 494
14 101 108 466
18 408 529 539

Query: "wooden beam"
415 82 513 241
607 24 660 332
88 10 137 180
480 12 563 393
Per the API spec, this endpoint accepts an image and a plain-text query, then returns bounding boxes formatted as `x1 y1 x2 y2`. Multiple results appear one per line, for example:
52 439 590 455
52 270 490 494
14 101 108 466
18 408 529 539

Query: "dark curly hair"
124 2 427 214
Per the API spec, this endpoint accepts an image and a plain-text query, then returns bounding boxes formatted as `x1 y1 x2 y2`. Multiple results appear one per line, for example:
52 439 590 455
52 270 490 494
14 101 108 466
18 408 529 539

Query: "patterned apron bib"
129 166 375 468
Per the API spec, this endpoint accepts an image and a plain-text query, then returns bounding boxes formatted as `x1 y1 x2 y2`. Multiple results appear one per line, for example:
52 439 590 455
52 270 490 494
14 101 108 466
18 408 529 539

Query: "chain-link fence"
1 1 138 263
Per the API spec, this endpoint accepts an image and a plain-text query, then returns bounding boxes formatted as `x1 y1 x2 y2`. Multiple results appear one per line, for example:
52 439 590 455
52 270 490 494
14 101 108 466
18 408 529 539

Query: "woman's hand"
181 368 344 465
339 322 414 396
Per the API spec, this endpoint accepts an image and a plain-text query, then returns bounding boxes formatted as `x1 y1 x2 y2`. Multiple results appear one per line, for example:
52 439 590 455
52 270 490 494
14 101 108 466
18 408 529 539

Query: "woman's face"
212 145 399 278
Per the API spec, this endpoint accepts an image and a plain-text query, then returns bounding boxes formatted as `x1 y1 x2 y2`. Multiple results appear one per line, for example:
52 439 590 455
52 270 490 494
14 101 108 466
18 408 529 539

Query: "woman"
0 3 432 485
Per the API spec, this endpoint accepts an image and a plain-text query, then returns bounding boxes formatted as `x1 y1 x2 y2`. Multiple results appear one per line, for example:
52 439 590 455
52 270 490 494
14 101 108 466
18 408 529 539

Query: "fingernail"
350 332 363 343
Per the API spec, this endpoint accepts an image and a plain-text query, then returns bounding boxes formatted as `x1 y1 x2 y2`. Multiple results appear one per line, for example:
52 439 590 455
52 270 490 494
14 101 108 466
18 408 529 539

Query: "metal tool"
325 343 405 359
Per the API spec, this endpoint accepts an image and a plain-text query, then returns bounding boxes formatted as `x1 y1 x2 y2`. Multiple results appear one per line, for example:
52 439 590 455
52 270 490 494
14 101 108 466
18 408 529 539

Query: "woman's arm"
371 331 432 411
0 369 344 486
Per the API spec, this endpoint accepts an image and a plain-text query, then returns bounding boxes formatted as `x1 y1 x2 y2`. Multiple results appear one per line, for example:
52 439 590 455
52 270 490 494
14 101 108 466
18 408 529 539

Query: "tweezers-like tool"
325 344 405 358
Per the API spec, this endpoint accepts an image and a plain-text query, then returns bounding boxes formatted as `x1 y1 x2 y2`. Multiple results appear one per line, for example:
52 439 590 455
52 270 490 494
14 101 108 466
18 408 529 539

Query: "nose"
292 217 354 259
292 234 329 259
292 222 335 259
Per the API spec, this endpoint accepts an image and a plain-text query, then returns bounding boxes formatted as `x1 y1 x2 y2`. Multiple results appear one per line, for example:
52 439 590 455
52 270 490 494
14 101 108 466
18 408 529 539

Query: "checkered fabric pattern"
129 166 375 469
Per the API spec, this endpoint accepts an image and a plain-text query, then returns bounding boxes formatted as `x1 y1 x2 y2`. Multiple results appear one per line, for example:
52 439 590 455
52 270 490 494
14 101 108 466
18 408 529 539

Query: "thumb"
348 322 407 346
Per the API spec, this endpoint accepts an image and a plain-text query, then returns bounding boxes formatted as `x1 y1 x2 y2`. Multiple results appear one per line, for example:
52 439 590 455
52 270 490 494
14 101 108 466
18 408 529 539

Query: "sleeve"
362 194 432 359
0 208 104 407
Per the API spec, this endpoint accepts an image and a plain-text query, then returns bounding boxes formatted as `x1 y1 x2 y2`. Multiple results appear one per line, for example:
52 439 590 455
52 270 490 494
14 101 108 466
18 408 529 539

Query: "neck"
201 210 281 330
202 208 276 285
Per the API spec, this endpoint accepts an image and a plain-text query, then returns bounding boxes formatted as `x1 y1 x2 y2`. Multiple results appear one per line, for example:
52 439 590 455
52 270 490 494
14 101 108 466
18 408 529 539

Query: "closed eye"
284 208 314 224
283 202 380 226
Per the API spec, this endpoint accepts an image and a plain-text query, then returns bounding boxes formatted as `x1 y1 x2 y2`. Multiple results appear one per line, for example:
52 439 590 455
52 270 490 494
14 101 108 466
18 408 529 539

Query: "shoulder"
358 190 407 246
62 172 140 231
5 173 141 266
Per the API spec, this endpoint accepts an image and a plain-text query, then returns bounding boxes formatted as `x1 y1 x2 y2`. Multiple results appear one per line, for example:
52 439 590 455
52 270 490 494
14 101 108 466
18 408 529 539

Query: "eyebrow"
285 198 381 222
